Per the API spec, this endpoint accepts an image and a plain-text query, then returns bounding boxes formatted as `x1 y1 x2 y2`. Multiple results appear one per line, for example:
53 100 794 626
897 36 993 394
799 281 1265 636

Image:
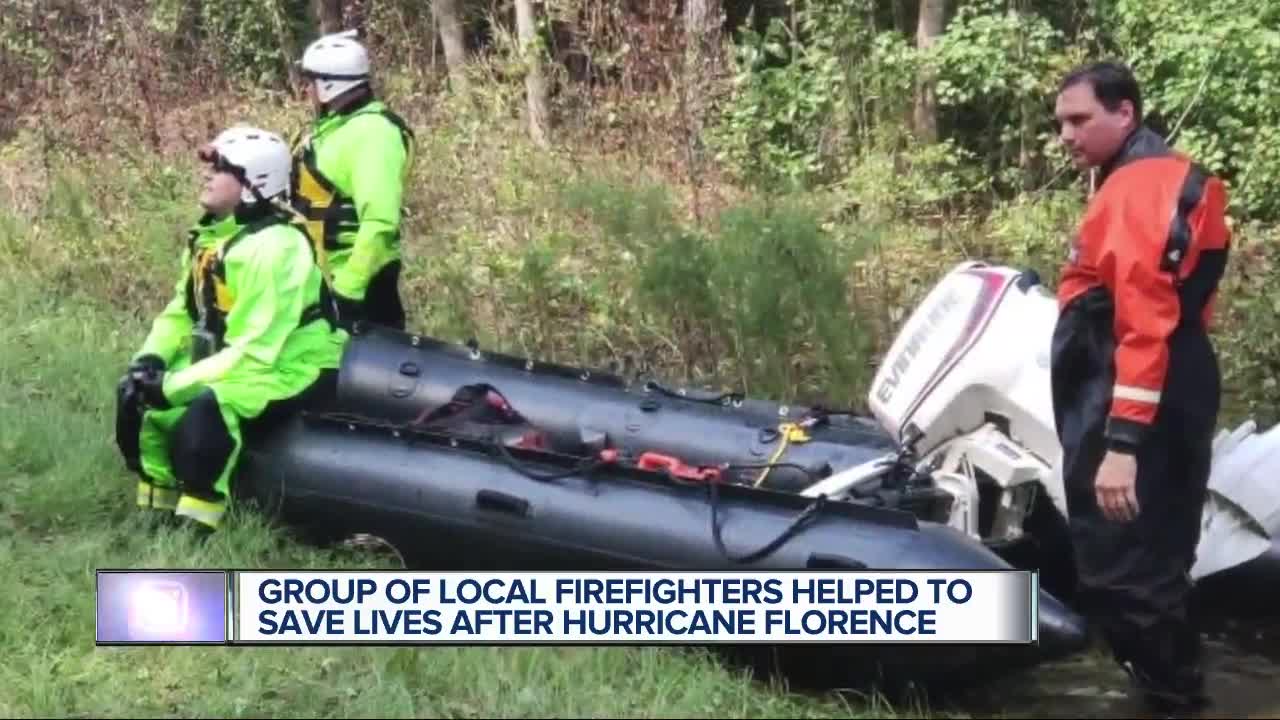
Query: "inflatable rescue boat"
231 323 1093 690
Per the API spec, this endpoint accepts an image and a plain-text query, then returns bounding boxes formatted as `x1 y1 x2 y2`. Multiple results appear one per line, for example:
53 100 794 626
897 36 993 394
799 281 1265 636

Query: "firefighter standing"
116 126 349 531
1050 61 1231 712
291 30 415 331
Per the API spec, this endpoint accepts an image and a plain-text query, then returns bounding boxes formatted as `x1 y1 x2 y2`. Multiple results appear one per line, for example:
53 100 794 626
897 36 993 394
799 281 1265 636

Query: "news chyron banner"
95 569 1041 646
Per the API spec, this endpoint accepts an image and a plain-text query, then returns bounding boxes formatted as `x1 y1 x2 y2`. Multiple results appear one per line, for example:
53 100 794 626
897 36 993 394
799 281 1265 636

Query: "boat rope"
642 379 745 407
490 440 620 482
753 421 814 488
731 460 825 486
709 478 829 564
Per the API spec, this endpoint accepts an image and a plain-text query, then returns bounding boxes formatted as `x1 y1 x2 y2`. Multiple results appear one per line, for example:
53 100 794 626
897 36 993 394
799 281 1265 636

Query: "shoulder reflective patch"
1113 384 1161 404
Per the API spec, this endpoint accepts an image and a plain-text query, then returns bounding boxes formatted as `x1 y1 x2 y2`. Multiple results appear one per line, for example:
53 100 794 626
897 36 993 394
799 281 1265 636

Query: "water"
946 617 1280 719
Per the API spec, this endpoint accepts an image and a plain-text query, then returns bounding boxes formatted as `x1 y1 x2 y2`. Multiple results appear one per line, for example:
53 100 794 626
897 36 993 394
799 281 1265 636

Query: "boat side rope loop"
710 479 829 564
642 379 745 407
490 441 620 482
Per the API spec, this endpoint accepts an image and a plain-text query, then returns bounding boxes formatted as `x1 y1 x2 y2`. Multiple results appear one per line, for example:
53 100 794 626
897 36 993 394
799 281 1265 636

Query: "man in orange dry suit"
1050 61 1231 712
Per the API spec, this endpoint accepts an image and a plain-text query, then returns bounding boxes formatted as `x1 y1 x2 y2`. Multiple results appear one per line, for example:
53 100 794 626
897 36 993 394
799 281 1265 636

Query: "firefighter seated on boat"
114 125 349 532
290 29 415 332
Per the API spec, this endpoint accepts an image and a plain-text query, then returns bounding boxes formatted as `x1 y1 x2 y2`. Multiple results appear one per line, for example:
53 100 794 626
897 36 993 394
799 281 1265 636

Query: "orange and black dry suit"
1050 126 1231 701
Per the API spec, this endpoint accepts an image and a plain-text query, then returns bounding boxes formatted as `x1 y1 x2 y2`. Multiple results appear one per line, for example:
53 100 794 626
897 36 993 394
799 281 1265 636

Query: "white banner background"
232 570 1036 645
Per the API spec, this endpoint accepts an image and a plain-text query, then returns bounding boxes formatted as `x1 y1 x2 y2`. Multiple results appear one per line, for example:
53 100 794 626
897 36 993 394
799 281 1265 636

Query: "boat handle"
475 489 531 518
806 553 867 570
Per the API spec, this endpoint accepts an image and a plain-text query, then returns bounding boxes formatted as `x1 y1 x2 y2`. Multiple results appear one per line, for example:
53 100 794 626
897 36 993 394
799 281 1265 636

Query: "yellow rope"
754 422 812 487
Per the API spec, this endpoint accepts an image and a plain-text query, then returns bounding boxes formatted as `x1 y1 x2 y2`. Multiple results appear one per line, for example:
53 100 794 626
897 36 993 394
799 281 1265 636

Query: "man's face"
1054 81 1135 170
199 167 243 216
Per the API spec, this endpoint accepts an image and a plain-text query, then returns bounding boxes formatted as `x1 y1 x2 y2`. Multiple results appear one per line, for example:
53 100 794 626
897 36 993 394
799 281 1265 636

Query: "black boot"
1113 622 1211 715
1170 624 1210 709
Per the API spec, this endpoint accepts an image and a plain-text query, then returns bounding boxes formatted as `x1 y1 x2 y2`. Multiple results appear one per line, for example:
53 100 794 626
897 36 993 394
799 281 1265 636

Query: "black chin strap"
316 83 374 117
233 198 282 225
308 71 369 81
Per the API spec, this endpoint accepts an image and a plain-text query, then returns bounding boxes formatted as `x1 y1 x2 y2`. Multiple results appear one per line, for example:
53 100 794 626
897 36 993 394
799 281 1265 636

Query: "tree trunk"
684 0 721 56
314 0 343 33
515 0 549 147
1014 3 1036 190
913 0 946 143
432 0 468 90
271 0 302 89
683 0 721 219
173 0 203 54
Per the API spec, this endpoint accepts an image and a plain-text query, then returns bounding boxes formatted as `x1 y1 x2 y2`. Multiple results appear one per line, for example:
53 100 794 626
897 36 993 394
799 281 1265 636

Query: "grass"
0 267 929 718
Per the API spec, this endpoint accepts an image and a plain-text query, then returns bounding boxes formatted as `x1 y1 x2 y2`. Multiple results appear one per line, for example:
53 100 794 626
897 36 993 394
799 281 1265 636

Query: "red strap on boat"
510 431 547 450
636 452 722 482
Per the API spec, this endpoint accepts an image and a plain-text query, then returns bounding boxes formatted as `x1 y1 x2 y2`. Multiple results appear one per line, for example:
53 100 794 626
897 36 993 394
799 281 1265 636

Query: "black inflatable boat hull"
235 411 1088 688
335 326 905 495
1192 538 1280 618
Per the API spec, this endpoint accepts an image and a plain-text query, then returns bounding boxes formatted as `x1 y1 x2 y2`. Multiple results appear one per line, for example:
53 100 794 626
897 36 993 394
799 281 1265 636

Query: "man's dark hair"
1060 61 1143 124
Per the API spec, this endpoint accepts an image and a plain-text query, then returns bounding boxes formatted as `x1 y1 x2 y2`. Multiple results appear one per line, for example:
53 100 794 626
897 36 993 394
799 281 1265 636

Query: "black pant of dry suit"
1051 271 1225 708
333 261 406 333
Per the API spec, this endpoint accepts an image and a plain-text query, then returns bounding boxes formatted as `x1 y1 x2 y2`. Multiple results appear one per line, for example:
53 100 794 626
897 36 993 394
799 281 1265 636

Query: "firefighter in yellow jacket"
292 30 414 331
115 126 349 531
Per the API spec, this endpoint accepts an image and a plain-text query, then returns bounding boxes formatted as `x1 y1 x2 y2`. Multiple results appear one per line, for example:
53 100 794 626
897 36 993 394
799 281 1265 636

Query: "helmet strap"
234 201 264 223
320 82 374 116
241 176 269 206
233 195 285 225
307 70 370 81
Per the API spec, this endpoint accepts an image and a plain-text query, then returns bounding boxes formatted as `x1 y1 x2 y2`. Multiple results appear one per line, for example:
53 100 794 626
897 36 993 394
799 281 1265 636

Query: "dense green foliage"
708 0 1280 221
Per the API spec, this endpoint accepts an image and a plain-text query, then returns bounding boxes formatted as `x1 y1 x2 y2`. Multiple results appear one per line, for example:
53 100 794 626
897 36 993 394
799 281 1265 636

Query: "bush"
560 175 877 405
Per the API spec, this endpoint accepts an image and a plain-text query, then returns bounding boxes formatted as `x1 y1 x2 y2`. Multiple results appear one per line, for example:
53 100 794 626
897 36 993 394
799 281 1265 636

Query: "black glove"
116 374 144 470
116 355 165 468
129 354 167 375
125 355 171 411
117 355 165 410
133 369 170 410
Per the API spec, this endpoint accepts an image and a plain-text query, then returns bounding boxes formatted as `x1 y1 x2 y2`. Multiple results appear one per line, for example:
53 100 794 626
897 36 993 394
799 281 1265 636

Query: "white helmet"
200 126 292 204
299 30 370 104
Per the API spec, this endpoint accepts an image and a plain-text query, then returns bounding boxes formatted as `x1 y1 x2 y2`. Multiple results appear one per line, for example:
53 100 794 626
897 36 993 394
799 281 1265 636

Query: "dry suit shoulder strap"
186 211 291 291
377 107 415 149
296 144 340 193
207 212 295 267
